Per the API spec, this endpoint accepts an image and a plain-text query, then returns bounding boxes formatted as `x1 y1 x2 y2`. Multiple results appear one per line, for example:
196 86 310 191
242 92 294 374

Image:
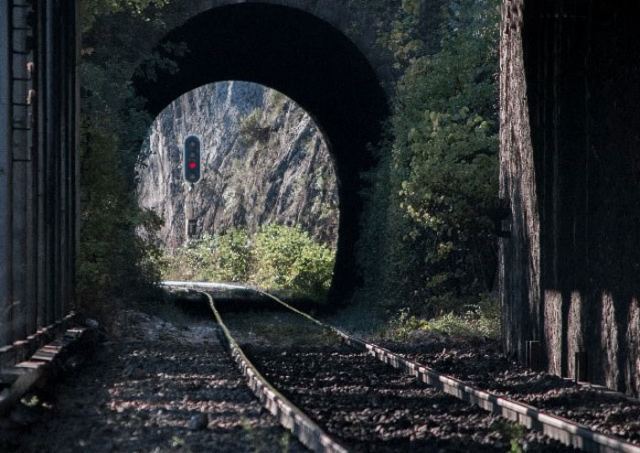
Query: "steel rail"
164 281 640 453
201 291 348 453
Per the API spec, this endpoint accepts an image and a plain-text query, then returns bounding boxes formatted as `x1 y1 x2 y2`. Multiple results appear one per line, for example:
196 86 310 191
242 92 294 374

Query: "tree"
356 0 501 317
77 0 179 314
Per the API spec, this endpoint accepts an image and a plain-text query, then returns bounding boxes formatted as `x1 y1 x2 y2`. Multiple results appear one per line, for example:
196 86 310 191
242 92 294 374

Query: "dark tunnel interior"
132 3 389 301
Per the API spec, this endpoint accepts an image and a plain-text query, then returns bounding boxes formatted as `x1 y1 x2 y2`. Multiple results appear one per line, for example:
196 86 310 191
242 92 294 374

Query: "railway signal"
184 135 201 183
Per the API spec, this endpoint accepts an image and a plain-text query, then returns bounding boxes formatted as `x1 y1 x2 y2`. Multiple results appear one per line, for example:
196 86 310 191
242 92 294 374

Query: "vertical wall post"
44 0 54 326
0 0 13 346
10 0 36 342
54 0 65 322
0 0 78 353
72 0 80 313
34 0 45 329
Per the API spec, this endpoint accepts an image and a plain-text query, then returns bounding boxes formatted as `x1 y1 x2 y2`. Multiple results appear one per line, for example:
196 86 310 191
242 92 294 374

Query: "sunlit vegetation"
161 225 335 302
239 108 270 144
386 296 501 341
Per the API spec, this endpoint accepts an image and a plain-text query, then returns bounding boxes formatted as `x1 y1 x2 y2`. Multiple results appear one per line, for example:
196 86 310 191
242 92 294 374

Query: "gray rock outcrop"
137 81 339 249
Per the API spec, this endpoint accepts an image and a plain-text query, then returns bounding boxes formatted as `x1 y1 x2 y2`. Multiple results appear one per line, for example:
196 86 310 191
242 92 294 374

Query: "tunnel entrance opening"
138 80 340 303
132 3 389 302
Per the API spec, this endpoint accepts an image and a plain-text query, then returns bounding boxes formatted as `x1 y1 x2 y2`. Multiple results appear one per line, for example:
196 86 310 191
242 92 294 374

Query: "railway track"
163 281 640 453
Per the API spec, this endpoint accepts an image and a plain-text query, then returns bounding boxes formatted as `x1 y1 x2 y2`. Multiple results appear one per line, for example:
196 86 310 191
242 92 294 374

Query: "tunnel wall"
0 1 79 356
132 4 390 302
157 0 396 93
501 0 640 395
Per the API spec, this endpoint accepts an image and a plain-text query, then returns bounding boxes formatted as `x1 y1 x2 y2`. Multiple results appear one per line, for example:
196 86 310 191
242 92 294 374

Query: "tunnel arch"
133 3 389 301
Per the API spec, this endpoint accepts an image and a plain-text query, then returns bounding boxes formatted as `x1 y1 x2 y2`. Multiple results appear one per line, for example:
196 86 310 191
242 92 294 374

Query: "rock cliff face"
137 82 338 249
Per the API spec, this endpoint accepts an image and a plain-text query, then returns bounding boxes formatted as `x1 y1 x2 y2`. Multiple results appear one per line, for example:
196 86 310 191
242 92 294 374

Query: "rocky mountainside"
137 81 339 249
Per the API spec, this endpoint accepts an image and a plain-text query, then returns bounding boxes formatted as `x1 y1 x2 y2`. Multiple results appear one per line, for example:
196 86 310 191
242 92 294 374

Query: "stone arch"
133 3 390 300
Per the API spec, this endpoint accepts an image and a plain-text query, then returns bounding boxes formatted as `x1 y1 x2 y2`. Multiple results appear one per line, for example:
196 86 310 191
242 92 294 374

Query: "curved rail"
201 291 347 453
164 281 640 453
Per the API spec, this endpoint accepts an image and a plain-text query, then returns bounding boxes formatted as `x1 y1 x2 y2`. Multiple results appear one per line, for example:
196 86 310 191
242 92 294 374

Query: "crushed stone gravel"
223 311 577 452
243 344 578 452
382 336 640 445
1 312 303 453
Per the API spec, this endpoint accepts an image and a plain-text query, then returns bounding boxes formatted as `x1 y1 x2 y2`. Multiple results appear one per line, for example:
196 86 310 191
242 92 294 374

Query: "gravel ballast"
223 311 577 452
243 343 577 452
2 312 303 453
383 337 640 445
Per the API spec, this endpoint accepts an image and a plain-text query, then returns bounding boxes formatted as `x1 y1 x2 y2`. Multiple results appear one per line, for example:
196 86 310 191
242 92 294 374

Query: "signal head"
184 135 201 183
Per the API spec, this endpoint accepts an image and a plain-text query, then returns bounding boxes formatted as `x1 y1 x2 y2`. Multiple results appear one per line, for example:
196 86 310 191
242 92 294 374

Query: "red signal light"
184 135 201 183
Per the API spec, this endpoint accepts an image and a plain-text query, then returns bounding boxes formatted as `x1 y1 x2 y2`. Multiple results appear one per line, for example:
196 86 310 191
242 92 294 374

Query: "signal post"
183 135 201 242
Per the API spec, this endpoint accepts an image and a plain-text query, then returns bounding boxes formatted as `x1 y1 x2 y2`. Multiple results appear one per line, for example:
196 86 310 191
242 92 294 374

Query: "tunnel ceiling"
133 3 389 299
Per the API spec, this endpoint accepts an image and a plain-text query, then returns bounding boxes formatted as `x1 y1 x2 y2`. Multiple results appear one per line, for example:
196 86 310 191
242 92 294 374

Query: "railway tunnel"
0 1 389 361
2 0 640 398
501 0 640 394
132 3 390 303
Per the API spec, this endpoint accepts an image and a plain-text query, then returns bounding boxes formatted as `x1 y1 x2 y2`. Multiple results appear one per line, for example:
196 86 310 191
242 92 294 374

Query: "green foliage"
78 114 163 308
253 225 335 299
161 235 216 282
239 108 270 144
216 230 253 282
355 0 501 321
165 230 253 283
80 0 170 31
388 295 500 340
492 420 526 453
269 90 288 112
162 225 335 302
395 0 500 315
162 231 253 283
77 0 179 315
379 0 425 70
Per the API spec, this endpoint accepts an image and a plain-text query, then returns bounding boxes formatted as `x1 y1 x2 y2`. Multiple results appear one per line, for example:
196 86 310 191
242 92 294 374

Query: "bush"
388 294 500 340
392 0 501 316
78 0 185 317
161 225 335 302
161 230 251 282
239 108 270 144
354 0 501 319
216 229 252 282
253 225 334 299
